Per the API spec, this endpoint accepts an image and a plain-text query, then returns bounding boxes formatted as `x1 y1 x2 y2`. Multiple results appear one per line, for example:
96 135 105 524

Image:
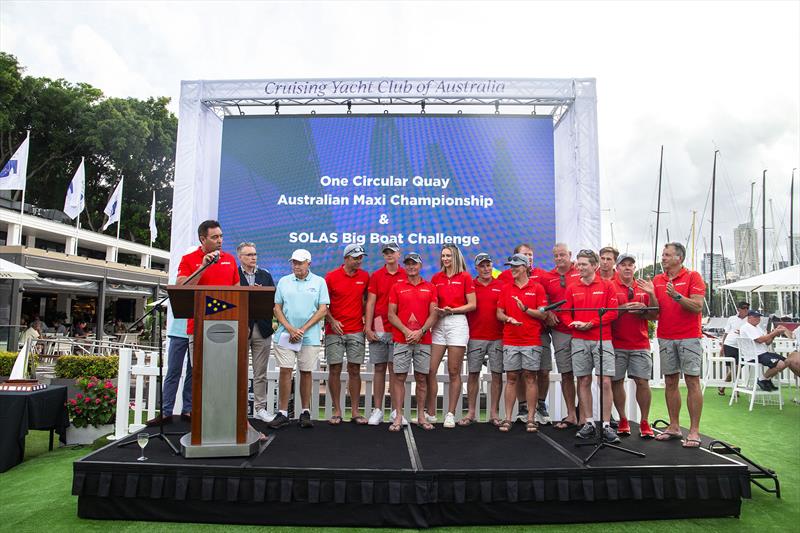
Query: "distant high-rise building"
791 235 800 266
702 253 733 283
734 223 759 278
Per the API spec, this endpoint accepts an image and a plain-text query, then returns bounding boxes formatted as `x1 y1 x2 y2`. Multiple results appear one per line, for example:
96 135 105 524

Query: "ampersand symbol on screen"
379 214 389 225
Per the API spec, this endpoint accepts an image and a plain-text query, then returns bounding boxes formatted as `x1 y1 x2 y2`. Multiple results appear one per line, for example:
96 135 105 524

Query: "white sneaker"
443 412 456 428
390 409 397 422
254 408 276 423
368 408 383 425
424 411 437 424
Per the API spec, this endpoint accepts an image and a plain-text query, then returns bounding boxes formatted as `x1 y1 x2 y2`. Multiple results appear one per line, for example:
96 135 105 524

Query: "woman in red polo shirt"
426 244 476 428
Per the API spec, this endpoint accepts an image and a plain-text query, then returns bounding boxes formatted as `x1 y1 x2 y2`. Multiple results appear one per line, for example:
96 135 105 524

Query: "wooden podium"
167 285 275 458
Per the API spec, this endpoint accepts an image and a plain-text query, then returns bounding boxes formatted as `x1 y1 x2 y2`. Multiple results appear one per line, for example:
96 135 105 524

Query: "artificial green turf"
0 388 797 532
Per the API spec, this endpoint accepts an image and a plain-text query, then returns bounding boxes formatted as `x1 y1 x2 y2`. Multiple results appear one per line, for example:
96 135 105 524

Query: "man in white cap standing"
269 249 330 429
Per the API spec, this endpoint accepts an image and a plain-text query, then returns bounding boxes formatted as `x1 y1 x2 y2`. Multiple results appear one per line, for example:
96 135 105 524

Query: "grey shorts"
393 343 432 374
571 339 615 377
659 338 702 377
551 330 573 373
539 331 553 371
325 333 366 365
503 345 543 372
369 332 394 364
466 339 503 373
613 348 653 381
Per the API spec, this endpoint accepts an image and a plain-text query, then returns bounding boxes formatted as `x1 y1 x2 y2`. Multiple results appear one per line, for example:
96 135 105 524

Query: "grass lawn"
1 387 798 532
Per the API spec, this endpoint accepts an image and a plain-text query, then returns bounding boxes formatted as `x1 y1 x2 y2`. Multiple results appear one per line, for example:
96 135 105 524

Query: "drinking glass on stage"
137 432 150 461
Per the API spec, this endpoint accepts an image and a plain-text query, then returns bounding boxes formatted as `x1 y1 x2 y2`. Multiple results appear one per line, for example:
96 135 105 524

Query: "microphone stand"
557 304 659 465
117 255 220 455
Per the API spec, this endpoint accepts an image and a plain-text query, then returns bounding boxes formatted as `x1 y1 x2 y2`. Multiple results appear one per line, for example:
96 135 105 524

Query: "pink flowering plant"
66 376 118 428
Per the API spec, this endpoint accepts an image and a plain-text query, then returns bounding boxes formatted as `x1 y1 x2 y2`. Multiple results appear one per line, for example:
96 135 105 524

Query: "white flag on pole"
102 178 124 231
63 158 86 220
0 132 30 191
149 191 157 243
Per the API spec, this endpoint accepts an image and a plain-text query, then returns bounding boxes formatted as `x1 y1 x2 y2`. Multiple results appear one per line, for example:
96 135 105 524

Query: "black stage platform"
73 419 750 528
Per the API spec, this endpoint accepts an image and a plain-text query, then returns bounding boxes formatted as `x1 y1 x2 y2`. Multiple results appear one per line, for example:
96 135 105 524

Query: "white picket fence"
110 336 799 439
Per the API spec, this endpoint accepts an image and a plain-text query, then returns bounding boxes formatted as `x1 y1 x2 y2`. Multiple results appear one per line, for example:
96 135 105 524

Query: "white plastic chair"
730 338 783 411
701 337 735 394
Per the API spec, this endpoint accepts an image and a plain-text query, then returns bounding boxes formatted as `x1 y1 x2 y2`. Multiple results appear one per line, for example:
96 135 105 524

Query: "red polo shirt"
562 276 619 341
544 265 581 333
368 265 407 333
388 279 438 344
498 279 547 346
177 247 240 335
431 271 475 308
653 268 705 339
325 265 369 335
610 279 651 350
467 277 505 341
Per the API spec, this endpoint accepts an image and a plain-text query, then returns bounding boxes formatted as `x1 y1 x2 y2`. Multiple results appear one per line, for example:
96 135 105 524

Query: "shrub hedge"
55 355 119 379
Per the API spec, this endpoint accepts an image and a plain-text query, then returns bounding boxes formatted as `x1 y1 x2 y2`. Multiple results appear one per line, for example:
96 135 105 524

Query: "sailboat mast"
653 145 664 276
718 235 728 316
710 151 718 314
762 170 767 274
691 210 697 271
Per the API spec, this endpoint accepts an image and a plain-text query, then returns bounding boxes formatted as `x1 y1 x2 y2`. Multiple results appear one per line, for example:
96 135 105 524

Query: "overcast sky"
1 0 798 271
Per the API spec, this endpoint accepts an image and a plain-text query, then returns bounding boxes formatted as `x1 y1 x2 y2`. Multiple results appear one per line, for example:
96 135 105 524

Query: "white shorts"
431 313 469 347
274 344 320 372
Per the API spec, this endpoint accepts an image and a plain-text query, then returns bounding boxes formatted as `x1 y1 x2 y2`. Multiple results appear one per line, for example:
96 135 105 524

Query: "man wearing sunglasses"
324 244 370 425
609 254 659 438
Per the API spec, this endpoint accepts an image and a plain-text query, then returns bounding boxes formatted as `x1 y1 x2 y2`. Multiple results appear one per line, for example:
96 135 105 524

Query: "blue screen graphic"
217 115 555 279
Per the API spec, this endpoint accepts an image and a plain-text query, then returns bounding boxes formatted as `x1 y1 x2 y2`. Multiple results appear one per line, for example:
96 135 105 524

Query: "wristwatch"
672 293 683 301
538 306 546 313
522 305 529 312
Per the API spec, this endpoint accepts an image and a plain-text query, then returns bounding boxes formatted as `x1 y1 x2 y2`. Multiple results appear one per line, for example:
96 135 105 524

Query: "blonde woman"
426 244 477 428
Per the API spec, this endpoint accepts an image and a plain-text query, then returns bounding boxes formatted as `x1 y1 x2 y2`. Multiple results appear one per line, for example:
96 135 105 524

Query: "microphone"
208 252 220 264
542 300 566 312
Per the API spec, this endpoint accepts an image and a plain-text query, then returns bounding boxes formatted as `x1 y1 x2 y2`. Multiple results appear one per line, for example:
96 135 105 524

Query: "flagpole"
115 179 123 261
17 130 30 246
74 156 84 255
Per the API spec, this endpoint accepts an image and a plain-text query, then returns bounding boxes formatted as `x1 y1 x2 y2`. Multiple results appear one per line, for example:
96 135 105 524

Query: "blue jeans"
162 336 191 415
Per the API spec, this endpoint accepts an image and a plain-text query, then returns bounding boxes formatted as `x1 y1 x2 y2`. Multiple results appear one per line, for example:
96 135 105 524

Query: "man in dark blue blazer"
237 242 276 422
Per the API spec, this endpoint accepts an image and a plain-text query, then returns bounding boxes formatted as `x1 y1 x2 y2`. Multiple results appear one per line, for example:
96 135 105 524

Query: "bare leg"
278 367 293 412
299 370 312 410
465 372 480 420
347 362 362 419
504 371 520 420
523 370 538 423
764 360 786 380
611 379 627 420
787 352 800 376
577 375 593 422
685 374 703 441
663 373 682 434
490 372 503 421
447 346 465 413
415 371 429 424
538 369 550 403
373 362 387 413
328 362 343 418
633 377 651 421
561 372 578 423
427 344 446 418
601 375 613 422
392 371 407 423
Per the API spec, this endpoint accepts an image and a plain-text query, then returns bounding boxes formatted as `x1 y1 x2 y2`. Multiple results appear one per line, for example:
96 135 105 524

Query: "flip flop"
717 388 726 396
655 431 683 441
457 417 475 427
489 417 502 427
351 416 368 425
388 421 403 432
555 417 577 430
417 421 435 431
498 420 513 433
328 415 343 425
682 438 702 448
526 420 539 433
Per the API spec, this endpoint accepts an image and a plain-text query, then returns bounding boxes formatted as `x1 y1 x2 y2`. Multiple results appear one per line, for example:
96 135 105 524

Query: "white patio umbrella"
0 258 38 280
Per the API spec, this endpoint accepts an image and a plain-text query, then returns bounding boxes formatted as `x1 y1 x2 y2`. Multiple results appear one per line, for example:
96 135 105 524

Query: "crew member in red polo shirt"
652 242 706 448
562 249 620 443
598 246 619 281
176 219 241 334
365 242 407 426
387 253 439 431
174 220 240 427
496 253 547 433
544 243 582 429
498 243 555 426
610 254 659 438
464 253 505 426
324 244 370 425
427 244 476 429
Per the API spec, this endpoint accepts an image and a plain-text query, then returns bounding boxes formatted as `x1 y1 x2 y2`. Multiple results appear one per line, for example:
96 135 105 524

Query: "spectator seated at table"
738 310 798 391
70 319 89 339
19 320 43 352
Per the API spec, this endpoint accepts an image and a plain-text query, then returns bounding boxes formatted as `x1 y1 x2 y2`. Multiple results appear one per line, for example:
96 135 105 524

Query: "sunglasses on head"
559 274 566 288
627 286 635 300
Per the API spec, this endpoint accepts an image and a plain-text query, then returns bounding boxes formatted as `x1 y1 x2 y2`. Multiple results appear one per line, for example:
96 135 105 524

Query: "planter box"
66 424 114 445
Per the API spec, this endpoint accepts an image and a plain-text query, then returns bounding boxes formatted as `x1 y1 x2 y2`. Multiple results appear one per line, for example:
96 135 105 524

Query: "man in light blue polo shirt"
269 249 330 429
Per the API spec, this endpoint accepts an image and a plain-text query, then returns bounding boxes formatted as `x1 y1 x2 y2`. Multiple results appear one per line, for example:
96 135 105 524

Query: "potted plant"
0 351 16 383
65 376 118 445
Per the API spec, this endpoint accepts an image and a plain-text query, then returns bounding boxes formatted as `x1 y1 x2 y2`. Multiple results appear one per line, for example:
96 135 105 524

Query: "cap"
381 241 400 253
616 253 636 265
343 244 367 258
474 252 493 266
289 249 312 262
504 253 530 268
403 252 422 264
746 310 763 318
736 301 750 309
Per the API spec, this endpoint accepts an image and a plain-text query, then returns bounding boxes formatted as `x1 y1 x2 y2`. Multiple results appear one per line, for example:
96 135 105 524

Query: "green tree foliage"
0 52 176 248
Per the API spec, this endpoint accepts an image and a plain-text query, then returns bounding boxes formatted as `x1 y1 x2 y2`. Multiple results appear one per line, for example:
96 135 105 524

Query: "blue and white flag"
149 191 157 243
102 178 123 231
0 132 30 191
63 158 85 220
